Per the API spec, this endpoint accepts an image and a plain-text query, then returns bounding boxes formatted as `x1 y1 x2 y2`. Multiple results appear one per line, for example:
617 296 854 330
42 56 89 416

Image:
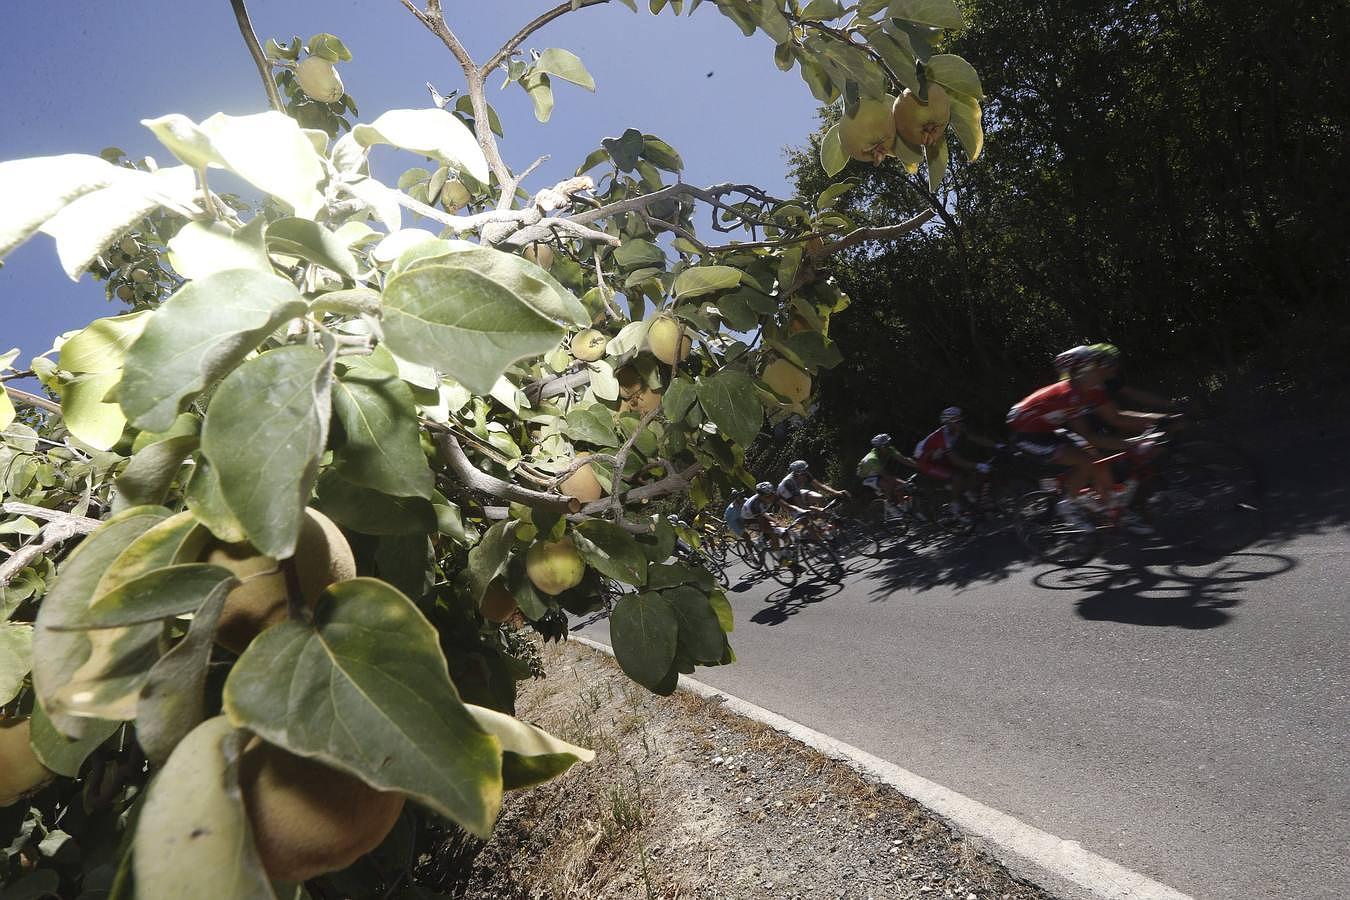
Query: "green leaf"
697 371 763 447
307 32 353 61
0 388 13 432
113 434 198 510
533 48 596 91
614 238 666 270
673 265 742 299
609 593 678 693
820 122 847 177
709 589 734 632
947 91 983 161
60 311 151 374
133 576 233 766
800 0 845 20
184 459 247 544
315 470 438 535
753 0 792 43
564 405 620 447
640 135 684 172
354 108 490 182
121 269 307 433
601 129 645 171
778 244 804 290
166 218 272 280
817 179 856 210
38 166 198 281
28 701 119 777
925 137 950 192
60 372 127 452
201 345 334 559
866 29 920 93
661 376 698 421
31 506 169 737
887 0 964 28
925 53 983 99
224 579 504 837
468 520 516 603
134 717 275 899
76 564 236 629
664 586 725 664
0 623 32 705
0 153 127 261
332 369 434 499
523 71 554 123
266 217 360 280
466 704 593 790
198 111 327 218
574 520 648 585
382 250 587 395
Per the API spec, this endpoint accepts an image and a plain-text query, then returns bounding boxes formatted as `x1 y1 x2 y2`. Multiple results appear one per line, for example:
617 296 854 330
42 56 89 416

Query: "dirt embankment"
457 640 1057 900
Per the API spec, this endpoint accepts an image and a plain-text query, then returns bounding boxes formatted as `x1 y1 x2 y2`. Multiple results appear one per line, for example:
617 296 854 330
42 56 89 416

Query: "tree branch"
434 430 580 514
1 503 101 534
578 463 704 514
816 209 936 257
484 0 613 75
228 0 284 113
4 387 61 417
0 520 84 588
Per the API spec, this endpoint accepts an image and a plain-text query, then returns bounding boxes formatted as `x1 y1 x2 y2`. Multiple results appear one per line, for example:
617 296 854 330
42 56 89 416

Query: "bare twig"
0 520 83 588
578 463 705 515
1 503 101 534
0 371 35 383
816 209 935 257
228 0 284 113
484 0 613 74
435 431 580 514
3 387 61 417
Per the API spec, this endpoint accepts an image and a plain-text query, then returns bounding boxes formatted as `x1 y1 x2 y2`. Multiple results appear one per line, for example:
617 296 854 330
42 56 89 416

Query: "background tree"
0 0 986 895
771 0 1348 479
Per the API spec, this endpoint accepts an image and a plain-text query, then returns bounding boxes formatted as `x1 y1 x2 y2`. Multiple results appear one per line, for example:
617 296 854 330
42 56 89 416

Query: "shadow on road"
860 531 1027 600
1033 550 1297 629
748 578 845 626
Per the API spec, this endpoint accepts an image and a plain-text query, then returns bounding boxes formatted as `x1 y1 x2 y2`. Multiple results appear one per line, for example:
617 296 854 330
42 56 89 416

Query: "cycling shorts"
784 488 826 505
1012 431 1075 462
861 475 881 492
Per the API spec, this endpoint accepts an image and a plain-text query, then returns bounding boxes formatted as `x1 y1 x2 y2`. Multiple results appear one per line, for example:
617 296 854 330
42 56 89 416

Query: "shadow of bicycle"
1033 550 1297 629
748 578 846 626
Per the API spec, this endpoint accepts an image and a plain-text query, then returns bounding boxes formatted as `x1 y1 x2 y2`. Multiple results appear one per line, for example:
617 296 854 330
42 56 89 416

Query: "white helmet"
871 433 891 448
940 406 963 424
789 459 810 473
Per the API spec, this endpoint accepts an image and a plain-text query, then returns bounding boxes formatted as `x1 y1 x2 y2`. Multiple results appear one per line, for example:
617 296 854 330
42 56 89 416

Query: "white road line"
575 635 1195 900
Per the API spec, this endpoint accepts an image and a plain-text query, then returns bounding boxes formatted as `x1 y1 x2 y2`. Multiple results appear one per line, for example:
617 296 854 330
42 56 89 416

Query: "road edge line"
574 635 1194 900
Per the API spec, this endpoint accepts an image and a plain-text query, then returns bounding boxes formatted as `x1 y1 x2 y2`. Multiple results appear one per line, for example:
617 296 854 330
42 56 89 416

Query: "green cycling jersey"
857 446 907 478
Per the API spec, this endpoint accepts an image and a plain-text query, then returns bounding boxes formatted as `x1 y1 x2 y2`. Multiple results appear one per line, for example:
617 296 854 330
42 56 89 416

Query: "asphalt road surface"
580 456 1350 899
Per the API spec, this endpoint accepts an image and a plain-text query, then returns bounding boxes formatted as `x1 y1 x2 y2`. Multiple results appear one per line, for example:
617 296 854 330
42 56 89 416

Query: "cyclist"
1007 346 1152 532
723 491 752 553
913 407 999 519
777 459 849 510
857 433 917 513
742 480 807 553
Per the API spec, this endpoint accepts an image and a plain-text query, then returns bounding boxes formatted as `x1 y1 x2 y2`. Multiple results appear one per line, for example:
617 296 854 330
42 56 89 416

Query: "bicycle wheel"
1014 490 1100 567
731 537 764 570
764 544 801 587
701 532 730 565
800 539 845 583
829 517 883 558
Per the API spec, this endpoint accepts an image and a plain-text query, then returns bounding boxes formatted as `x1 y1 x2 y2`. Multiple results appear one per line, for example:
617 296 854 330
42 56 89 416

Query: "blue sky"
0 2 824 366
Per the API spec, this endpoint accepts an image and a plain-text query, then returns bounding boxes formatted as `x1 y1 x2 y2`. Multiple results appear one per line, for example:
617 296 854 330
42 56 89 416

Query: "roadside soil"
457 639 1057 900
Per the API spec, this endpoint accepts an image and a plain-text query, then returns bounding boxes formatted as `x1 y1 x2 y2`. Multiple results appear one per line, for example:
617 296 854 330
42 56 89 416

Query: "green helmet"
1090 342 1121 363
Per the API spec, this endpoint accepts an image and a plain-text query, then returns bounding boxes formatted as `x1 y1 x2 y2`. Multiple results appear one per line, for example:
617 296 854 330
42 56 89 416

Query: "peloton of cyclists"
741 480 808 554
913 407 1001 521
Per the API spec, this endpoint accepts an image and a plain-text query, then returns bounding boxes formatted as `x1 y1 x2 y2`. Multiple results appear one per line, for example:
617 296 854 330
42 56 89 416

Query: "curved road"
581 463 1350 899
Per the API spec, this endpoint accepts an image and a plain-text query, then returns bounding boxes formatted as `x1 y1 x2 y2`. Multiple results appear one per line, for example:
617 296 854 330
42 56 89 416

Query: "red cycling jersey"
1007 380 1106 433
914 426 958 479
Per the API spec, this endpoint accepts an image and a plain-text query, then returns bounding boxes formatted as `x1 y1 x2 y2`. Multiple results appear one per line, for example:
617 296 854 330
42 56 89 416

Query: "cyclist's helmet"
755 481 774 495
1090 342 1121 364
871 433 891 448
788 459 810 474
940 406 963 424
1053 344 1103 376
666 514 682 526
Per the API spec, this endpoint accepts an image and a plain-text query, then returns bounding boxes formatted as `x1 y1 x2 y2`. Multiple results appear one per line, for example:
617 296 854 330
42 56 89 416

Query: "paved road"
581 465 1350 899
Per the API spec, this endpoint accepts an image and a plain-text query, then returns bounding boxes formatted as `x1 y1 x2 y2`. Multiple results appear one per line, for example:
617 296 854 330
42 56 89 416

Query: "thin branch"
0 520 84 588
228 0 284 113
1 503 101 534
435 431 580 514
578 463 705 515
4 387 61 417
484 0 613 75
816 209 936 257
604 405 663 523
0 371 35 383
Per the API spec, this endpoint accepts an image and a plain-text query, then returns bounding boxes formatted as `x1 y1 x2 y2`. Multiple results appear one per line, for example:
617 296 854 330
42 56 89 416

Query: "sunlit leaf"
354 108 490 182
332 368 434 499
466 704 593 790
697 371 763 447
610 592 678 693
532 48 596 91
